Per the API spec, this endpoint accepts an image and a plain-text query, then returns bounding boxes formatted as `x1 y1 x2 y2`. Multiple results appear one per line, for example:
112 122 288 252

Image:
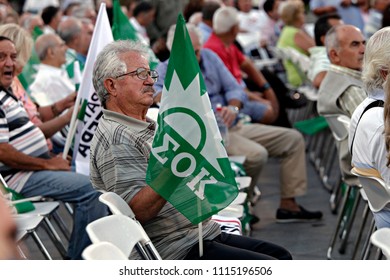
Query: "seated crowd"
0 0 389 260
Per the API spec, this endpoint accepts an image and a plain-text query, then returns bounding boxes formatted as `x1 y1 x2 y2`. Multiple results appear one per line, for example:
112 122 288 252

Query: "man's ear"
328 48 340 64
103 78 117 97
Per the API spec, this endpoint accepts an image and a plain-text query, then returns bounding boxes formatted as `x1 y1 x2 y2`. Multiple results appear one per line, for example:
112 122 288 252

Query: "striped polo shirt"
90 109 221 260
0 87 50 192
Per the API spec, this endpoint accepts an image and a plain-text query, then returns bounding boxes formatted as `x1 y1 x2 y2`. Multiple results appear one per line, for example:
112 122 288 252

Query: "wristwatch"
228 105 240 114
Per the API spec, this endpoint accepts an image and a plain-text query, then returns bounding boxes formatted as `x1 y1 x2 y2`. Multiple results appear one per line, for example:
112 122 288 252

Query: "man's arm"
0 143 71 171
37 106 74 138
129 185 167 224
240 58 279 123
338 86 366 117
38 92 76 122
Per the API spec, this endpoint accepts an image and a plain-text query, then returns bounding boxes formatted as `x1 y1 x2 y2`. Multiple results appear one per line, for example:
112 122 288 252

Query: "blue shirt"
198 22 213 44
154 49 247 108
310 0 365 31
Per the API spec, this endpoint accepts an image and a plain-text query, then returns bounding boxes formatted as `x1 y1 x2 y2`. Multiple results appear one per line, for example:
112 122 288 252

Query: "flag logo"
146 15 238 224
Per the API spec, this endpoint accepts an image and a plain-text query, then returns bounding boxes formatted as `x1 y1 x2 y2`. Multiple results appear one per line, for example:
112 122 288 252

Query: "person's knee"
246 146 268 168
287 129 305 150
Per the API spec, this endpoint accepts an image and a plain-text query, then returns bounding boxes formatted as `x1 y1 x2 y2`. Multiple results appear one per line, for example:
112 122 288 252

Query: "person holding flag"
89 35 291 259
154 23 323 224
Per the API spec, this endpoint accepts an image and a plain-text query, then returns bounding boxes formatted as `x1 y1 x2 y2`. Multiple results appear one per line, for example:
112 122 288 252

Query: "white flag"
73 3 113 175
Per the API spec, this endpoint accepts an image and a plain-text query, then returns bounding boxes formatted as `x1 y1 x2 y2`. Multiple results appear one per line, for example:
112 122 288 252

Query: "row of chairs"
82 173 253 260
268 46 390 259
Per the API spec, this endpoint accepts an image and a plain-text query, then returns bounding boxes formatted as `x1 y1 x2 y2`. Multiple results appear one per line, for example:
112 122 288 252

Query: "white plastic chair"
323 114 350 142
351 169 390 213
370 228 390 259
218 204 244 219
235 176 251 191
82 241 128 260
98 192 161 260
14 215 53 259
18 201 69 258
86 215 161 259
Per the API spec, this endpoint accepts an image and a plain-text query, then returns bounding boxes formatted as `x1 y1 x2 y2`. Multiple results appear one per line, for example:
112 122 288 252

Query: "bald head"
35 33 67 67
325 24 365 71
57 16 82 47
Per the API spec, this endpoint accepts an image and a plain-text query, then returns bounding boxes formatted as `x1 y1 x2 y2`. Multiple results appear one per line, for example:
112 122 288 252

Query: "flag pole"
62 61 82 159
198 199 203 257
198 223 203 257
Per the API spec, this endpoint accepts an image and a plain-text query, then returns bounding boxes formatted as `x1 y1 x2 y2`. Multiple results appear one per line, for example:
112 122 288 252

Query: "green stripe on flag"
164 15 207 95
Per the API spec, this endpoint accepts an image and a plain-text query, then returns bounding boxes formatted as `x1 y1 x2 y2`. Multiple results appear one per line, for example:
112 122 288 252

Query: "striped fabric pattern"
90 109 221 260
0 89 49 192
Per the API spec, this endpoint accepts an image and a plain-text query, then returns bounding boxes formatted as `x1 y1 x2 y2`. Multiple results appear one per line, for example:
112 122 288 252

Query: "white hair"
92 40 149 108
166 23 203 51
362 27 390 92
213 6 239 34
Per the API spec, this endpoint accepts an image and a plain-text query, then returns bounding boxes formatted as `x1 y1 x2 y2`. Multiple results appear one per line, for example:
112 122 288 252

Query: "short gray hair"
35 33 60 61
166 23 203 51
92 40 149 108
362 27 390 92
57 17 82 44
324 25 340 57
213 7 239 34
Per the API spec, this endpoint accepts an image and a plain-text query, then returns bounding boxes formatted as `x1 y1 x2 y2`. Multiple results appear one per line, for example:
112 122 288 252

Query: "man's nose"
5 55 15 66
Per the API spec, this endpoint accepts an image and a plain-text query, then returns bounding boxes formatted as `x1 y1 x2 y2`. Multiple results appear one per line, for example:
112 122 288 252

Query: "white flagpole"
198 223 203 257
62 61 82 159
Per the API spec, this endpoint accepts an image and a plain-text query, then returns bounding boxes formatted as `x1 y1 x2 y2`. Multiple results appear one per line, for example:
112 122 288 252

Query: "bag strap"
350 100 384 156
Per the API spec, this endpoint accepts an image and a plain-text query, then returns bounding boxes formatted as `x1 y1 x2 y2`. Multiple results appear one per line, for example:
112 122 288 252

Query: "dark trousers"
184 233 292 260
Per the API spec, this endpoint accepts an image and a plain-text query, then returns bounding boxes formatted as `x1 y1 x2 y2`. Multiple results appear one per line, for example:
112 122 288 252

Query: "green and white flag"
72 3 113 175
146 14 238 224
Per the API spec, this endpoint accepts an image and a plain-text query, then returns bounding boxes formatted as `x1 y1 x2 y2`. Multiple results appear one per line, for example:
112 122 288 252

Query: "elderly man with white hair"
154 23 323 224
317 24 366 187
89 39 293 260
29 33 76 151
349 26 390 229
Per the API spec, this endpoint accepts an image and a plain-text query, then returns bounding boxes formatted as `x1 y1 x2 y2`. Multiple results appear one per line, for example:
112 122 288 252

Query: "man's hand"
45 154 71 171
58 92 76 112
219 106 238 128
246 91 271 105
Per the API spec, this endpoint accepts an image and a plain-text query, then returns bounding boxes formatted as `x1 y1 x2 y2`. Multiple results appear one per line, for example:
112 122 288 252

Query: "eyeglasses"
115 67 159 82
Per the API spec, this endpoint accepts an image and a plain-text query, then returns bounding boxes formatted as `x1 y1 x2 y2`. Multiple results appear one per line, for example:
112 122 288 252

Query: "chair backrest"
86 215 148 258
351 169 390 212
82 241 128 260
370 228 390 259
98 192 162 260
99 192 135 218
324 114 351 142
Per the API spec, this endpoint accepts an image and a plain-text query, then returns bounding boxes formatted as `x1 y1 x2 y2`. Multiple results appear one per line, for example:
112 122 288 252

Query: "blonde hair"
280 0 304 26
0 23 33 67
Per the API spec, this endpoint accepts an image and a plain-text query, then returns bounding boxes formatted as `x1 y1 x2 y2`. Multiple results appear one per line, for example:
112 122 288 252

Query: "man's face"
109 51 155 114
237 0 253 12
189 32 201 63
376 0 390 11
0 40 16 88
51 36 68 66
80 21 94 55
334 26 365 71
268 0 280 21
0 197 17 259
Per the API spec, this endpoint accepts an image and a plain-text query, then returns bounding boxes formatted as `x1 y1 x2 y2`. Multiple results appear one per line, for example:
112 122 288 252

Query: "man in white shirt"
29 33 75 151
